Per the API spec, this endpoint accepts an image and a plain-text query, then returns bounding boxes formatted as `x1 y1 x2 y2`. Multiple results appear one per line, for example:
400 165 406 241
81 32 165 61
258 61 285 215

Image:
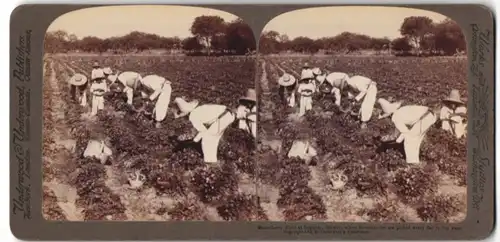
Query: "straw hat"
92 62 100 68
377 98 402 119
443 89 464 105
301 69 314 80
174 97 199 119
239 88 257 103
102 67 112 75
278 73 296 87
312 67 322 76
69 74 88 86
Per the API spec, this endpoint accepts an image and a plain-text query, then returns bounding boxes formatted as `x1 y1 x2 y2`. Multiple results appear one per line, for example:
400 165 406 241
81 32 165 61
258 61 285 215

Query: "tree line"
260 16 466 56
45 15 256 55
45 15 466 56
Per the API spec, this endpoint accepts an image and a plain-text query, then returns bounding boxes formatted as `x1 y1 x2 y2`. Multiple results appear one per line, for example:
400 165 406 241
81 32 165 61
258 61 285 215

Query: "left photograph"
42 5 261 221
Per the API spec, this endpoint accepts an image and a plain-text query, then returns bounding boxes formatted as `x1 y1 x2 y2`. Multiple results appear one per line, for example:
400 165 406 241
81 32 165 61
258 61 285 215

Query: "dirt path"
43 59 84 221
256 59 284 221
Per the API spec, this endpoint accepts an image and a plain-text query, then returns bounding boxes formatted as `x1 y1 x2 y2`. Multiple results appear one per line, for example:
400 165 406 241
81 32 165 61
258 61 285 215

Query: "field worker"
236 89 257 138
297 69 316 117
68 73 89 107
89 69 108 116
278 73 297 107
377 98 437 165
173 98 235 164
321 72 350 107
301 63 313 78
311 67 324 91
106 68 143 105
83 138 113 165
136 74 173 128
287 132 318 165
345 75 378 129
90 62 103 81
439 89 467 139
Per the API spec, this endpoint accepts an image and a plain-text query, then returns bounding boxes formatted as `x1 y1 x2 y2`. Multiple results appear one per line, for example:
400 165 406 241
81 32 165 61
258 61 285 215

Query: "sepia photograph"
42 5 261 221
256 6 468 222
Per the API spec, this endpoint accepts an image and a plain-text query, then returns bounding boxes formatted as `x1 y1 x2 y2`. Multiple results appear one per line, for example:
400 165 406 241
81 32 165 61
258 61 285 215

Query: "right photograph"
256 6 468 222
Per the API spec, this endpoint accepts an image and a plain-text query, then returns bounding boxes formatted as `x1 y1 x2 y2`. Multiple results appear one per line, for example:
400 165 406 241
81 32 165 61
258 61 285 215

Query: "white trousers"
287 92 296 107
124 86 134 105
201 112 235 163
299 95 313 116
91 95 104 116
80 91 88 107
402 113 437 164
360 84 377 122
332 88 341 106
152 85 172 122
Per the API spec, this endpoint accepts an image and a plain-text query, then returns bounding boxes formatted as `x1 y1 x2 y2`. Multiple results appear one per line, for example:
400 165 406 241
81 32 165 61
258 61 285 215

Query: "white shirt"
90 81 108 96
189 104 230 133
115 71 142 89
140 75 171 101
288 140 318 162
346 75 375 101
325 72 349 88
247 106 257 122
298 82 316 97
440 105 467 120
83 140 112 163
391 105 431 134
91 68 104 80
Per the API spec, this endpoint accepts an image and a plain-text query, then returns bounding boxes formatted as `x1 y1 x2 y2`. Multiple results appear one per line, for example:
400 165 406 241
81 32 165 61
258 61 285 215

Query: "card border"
10 3 495 240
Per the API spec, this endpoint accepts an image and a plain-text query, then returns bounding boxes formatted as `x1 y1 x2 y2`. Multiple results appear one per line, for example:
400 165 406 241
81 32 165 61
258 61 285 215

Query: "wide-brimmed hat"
174 97 199 119
443 89 464 105
69 74 88 86
92 62 100 68
312 67 322 76
301 69 315 80
239 88 257 103
102 67 112 75
278 73 296 87
377 98 402 119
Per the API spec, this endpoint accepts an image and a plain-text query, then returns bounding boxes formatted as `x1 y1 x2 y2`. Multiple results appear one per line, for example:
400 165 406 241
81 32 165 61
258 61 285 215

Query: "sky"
47 5 239 39
263 6 449 40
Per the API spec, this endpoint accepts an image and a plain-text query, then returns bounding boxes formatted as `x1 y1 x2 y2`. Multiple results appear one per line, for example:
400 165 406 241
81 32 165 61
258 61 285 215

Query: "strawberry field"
42 54 262 221
257 56 468 222
42 54 468 222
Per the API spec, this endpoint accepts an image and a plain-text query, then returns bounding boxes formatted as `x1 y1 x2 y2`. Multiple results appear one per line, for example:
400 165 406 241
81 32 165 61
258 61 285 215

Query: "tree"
225 18 256 55
190 15 226 54
79 36 104 53
399 16 434 54
44 30 70 53
290 36 319 54
371 37 391 51
433 18 466 55
181 37 203 52
259 31 281 54
391 37 412 53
